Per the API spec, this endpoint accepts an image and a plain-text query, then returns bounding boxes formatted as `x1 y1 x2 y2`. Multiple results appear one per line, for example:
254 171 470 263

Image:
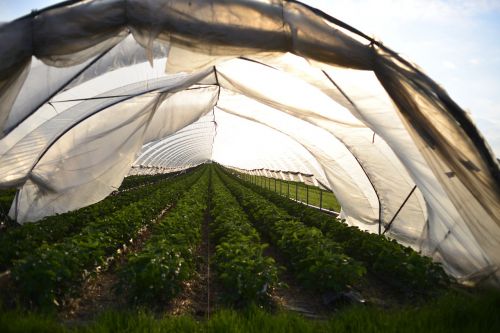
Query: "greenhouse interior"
0 0 499 332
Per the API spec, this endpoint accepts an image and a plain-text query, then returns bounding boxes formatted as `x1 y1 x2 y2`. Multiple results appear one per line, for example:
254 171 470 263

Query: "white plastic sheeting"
0 0 499 286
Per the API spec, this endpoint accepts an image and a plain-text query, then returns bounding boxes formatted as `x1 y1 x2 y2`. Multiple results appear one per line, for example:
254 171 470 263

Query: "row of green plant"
242 174 340 212
0 170 197 272
9 168 204 310
216 167 365 293
209 170 279 305
117 170 209 306
2 289 498 333
232 170 450 295
117 171 183 191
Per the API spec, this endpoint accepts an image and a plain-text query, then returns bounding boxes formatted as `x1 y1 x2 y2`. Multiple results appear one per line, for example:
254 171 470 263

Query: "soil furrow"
59 204 174 322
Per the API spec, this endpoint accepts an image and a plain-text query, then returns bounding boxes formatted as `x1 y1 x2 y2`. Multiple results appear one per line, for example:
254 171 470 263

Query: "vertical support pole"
295 182 298 200
383 185 417 235
274 178 277 192
287 181 290 198
306 185 309 205
320 190 323 211
280 179 282 195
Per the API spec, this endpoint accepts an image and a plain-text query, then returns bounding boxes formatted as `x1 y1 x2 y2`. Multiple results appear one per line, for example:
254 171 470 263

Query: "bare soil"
262 241 333 319
164 207 220 318
58 205 173 323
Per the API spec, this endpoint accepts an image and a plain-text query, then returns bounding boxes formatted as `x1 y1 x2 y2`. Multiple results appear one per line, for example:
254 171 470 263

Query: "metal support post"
383 185 417 235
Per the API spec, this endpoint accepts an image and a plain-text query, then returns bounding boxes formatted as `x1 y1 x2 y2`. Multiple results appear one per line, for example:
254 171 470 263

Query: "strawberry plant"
232 169 450 296
210 171 278 305
0 169 198 272
216 167 365 293
10 168 204 310
117 168 189 191
118 171 209 305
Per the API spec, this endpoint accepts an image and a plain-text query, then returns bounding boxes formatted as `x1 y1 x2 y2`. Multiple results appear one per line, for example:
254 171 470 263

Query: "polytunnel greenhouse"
0 0 499 331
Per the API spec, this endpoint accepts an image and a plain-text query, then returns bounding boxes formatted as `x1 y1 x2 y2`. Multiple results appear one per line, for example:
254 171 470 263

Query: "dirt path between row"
164 206 219 318
59 205 174 324
260 239 333 319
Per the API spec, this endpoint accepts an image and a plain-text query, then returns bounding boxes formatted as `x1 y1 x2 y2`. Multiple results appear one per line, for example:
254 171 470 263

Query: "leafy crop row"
210 170 278 305
10 168 204 310
231 169 450 295
117 171 183 192
118 170 209 305
0 171 194 272
216 168 365 293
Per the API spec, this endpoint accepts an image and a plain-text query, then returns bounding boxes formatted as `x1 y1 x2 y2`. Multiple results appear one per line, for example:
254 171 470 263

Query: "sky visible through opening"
1 0 499 156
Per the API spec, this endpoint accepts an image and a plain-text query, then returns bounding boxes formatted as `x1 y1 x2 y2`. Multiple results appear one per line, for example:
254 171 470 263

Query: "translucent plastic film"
0 0 498 286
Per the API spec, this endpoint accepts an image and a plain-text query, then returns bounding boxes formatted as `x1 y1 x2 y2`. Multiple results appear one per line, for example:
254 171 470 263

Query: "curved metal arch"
153 137 215 164
137 123 215 164
143 132 215 166
152 139 214 167
147 142 213 169
140 120 215 155
142 125 217 155
139 135 214 166
156 147 213 168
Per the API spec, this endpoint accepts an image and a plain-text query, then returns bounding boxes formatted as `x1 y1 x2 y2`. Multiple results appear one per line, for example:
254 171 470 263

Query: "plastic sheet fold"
0 0 498 286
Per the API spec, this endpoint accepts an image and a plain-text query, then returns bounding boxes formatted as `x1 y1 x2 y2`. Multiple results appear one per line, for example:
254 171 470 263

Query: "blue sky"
1 0 499 156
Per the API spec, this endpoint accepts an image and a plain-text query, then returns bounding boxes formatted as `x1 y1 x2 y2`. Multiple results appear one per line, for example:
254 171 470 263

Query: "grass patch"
248 175 340 212
1 289 498 332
